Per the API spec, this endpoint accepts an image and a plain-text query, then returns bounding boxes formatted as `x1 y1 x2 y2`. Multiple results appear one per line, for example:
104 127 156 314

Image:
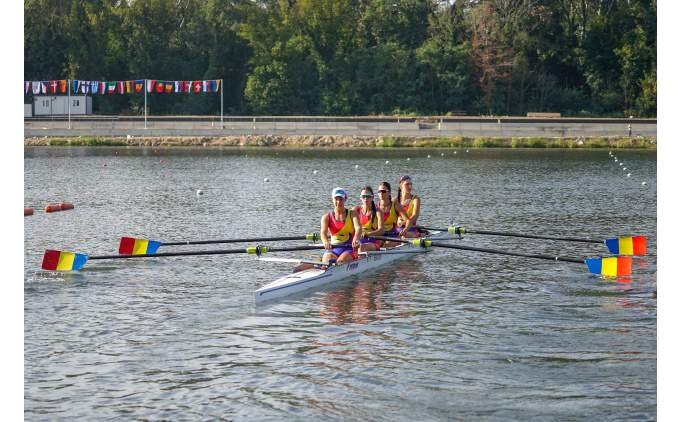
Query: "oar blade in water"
584 256 632 277
119 237 163 255
42 250 89 271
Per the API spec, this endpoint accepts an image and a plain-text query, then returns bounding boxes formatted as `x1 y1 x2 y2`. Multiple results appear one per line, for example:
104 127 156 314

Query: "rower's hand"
323 240 332 250
399 228 408 237
352 239 360 248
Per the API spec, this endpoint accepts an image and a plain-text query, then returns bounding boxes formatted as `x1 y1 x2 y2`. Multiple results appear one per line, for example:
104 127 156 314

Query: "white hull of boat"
254 230 452 303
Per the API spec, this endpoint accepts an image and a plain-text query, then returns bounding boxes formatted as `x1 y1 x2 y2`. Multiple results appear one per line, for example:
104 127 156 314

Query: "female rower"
354 186 384 253
396 175 421 238
376 181 411 248
320 187 362 265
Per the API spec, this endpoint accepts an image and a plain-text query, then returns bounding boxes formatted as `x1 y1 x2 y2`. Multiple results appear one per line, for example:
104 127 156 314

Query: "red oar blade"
41 250 89 271
585 256 632 277
604 236 647 256
119 237 163 255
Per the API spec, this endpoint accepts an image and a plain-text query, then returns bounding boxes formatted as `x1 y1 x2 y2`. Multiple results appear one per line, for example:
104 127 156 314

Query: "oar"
417 226 646 256
368 235 632 277
118 233 320 255
41 244 326 272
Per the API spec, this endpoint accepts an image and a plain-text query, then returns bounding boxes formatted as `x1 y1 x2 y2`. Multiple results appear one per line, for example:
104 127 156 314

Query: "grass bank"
24 135 657 149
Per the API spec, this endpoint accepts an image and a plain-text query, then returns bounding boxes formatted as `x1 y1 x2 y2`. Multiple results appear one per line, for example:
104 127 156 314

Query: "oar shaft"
369 236 585 264
162 235 313 246
418 226 602 244
91 244 325 260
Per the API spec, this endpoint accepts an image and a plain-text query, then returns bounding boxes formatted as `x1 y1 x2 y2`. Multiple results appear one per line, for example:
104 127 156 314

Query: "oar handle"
368 235 585 264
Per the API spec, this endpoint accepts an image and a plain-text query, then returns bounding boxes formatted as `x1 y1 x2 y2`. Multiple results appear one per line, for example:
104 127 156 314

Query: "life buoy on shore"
44 202 75 213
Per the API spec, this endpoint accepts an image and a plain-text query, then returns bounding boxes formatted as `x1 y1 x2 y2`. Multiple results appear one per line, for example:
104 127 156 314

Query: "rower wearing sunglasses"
396 175 421 238
320 187 362 265
376 181 411 248
354 186 384 253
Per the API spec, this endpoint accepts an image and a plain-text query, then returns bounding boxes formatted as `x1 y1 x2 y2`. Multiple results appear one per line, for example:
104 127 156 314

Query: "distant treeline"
24 0 656 117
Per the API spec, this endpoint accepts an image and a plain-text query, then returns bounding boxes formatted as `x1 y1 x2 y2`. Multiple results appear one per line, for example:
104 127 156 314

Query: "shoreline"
24 135 656 149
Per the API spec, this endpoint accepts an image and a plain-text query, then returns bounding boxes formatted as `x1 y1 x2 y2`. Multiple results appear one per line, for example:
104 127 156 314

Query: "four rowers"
320 177 420 264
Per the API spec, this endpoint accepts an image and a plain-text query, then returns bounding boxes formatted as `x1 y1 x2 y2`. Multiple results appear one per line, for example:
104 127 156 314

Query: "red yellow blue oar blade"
584 256 632 277
41 250 89 271
118 237 163 255
604 236 647 256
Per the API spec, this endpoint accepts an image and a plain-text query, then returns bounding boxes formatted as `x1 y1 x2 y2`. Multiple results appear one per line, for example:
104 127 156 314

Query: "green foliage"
24 0 657 117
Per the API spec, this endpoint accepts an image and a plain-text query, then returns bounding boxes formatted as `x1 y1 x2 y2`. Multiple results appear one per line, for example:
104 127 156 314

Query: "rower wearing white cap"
320 187 362 265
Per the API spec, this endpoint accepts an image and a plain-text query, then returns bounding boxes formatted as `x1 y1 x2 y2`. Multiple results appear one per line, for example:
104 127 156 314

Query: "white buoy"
619 162 623 166
355 164 359 169
385 160 390 164
407 157 410 161
453 151 457 154
642 181 647 186
196 189 203 196
466 149 470 153
313 170 318 174
440 153 444 156
627 173 631 177
615 159 618 162
427 154 431 158
623 167 627 171
264 177 269 182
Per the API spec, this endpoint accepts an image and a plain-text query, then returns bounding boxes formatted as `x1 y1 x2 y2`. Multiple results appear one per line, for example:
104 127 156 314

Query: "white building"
32 95 93 116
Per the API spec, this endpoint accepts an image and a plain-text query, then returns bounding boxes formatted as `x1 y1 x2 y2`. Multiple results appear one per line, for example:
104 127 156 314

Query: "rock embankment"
23 135 656 149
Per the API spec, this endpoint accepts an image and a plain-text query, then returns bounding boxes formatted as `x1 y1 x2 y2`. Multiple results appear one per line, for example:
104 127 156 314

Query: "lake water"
24 147 656 420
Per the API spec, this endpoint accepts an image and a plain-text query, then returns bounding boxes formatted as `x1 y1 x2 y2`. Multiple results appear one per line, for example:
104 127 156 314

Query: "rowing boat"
253 230 452 303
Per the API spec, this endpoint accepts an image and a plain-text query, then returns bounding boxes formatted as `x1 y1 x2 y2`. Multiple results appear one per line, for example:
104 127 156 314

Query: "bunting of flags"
25 79 222 95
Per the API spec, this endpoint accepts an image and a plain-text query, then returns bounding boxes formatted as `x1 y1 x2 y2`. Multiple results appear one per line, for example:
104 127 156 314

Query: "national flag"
202 80 209 92
49 80 58 93
117 81 124 94
585 256 632 277
71 80 80 93
80 81 90 94
41 250 89 271
25 81 30 95
213 79 221 93
41 81 48 94
125 80 132 93
164 82 173 93
32 82 41 94
147 80 156 93
174 81 181 93
58 80 67 93
182 81 190 93
604 236 647 256
99 82 106 95
91 81 100 94
156 81 164 93
134 80 144 93
107 82 117 94
192 80 201 93
118 237 162 255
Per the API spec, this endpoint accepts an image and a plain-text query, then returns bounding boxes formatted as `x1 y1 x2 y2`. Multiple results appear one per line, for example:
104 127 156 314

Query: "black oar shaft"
90 245 325 260
162 235 312 246
369 236 585 264
418 226 602 244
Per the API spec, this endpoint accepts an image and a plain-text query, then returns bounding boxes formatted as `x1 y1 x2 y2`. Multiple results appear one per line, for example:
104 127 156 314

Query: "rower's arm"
320 214 330 244
408 197 421 226
396 204 411 228
350 209 362 245
367 210 384 237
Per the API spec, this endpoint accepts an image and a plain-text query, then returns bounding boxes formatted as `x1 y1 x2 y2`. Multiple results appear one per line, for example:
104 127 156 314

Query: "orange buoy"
44 202 75 213
24 207 34 216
